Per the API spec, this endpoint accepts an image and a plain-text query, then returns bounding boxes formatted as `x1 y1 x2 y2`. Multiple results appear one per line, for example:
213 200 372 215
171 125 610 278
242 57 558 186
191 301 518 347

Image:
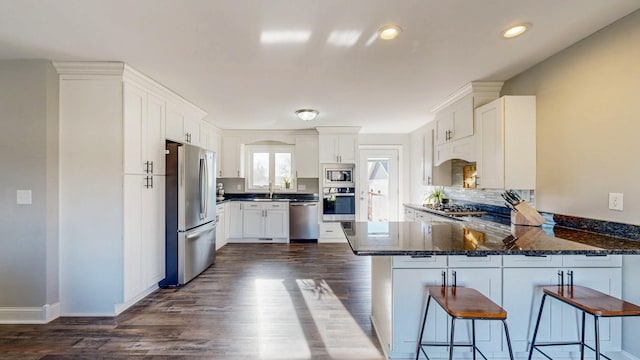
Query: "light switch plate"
298 184 306 191
17 190 32 205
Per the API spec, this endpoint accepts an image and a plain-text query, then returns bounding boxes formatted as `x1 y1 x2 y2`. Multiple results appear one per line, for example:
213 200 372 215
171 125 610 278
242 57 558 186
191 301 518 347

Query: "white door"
358 148 399 221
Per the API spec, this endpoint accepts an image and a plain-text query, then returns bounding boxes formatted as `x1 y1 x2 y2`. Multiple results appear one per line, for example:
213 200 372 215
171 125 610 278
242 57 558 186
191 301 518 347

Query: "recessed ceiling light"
502 23 530 38
378 25 402 40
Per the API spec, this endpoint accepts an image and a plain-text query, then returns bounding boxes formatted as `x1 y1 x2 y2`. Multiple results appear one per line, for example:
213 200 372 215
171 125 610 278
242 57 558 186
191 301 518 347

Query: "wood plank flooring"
0 243 385 359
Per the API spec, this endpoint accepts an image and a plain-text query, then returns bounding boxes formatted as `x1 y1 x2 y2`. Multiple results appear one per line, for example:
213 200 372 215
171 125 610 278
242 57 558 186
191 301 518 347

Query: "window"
246 144 295 191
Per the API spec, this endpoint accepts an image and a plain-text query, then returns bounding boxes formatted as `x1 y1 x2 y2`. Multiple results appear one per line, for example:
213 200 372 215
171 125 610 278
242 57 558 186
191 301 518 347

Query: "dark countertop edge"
216 197 319 205
347 248 640 256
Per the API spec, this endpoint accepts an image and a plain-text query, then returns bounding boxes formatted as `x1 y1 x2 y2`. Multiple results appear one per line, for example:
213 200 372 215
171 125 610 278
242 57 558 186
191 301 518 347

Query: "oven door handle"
324 193 355 197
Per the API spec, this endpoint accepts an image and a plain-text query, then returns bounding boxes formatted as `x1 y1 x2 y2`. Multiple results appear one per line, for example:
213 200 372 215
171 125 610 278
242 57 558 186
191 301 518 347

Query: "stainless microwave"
322 164 355 187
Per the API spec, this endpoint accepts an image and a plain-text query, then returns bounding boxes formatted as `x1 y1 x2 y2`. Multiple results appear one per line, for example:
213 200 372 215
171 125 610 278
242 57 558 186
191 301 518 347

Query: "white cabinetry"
215 203 226 250
56 62 204 316
295 136 319 178
318 134 358 163
431 82 503 166
123 83 166 175
123 175 165 302
475 96 536 190
199 121 218 151
166 102 204 146
226 202 244 239
221 136 244 177
502 255 622 355
435 95 474 145
381 255 504 359
242 202 289 241
318 221 347 243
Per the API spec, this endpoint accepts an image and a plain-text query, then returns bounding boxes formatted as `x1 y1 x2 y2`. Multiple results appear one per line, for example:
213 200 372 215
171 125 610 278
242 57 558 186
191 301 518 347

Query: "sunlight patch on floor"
256 279 311 359
296 279 383 359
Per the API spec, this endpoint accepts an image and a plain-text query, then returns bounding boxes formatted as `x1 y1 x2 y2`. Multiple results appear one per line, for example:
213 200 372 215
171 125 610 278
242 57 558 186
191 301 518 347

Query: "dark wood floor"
0 243 385 359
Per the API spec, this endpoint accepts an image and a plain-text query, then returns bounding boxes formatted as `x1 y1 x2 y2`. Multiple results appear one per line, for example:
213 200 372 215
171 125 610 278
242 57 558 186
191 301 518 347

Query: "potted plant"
425 187 446 207
283 176 291 189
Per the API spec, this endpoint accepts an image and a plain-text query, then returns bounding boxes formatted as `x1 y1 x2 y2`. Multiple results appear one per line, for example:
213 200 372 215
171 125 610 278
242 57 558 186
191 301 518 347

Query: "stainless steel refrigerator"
160 142 216 287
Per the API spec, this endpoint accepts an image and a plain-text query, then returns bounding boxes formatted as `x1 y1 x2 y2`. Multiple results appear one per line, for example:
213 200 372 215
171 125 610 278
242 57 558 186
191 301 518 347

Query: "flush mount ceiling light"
378 24 402 40
295 109 319 121
502 23 531 38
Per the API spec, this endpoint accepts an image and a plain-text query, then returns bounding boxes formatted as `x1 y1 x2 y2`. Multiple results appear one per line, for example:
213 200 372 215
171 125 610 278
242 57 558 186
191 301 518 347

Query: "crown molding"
431 81 503 113
53 61 207 118
315 126 361 134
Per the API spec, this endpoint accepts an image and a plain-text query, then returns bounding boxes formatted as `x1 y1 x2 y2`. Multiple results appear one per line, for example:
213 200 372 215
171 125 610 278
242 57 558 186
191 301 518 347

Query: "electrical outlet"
236 184 241 190
298 184 306 191
608 192 623 211
16 190 32 205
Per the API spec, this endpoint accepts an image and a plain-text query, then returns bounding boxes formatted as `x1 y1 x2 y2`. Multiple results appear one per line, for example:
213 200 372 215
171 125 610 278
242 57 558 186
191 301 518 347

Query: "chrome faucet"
268 182 273 199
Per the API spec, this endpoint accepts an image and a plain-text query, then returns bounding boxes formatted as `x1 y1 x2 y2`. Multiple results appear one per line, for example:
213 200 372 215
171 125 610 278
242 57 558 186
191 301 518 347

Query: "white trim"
53 61 207 118
315 126 361 134
0 302 60 324
431 81 503 113
114 284 158 316
622 351 640 360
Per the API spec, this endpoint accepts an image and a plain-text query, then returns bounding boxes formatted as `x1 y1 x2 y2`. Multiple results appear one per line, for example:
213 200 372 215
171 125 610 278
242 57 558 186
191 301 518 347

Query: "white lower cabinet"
236 202 289 242
376 254 623 360
215 203 226 250
392 267 448 358
389 256 503 359
502 255 622 357
319 221 347 243
226 202 244 239
123 174 165 303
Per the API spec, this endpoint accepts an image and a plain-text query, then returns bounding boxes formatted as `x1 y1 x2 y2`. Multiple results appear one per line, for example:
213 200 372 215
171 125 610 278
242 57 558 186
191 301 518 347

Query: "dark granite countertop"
344 220 640 256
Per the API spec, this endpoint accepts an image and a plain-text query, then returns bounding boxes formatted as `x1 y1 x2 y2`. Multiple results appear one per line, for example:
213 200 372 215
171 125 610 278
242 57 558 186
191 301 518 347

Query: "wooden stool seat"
426 286 507 320
542 285 640 317
529 285 640 360
417 286 514 360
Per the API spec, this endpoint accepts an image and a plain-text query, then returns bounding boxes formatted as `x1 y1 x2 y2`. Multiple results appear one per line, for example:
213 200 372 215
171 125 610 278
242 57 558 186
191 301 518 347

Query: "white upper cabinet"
221 136 244 177
123 82 166 176
475 96 536 190
199 121 219 152
435 94 474 145
431 82 503 166
318 134 358 163
166 102 205 146
294 135 319 178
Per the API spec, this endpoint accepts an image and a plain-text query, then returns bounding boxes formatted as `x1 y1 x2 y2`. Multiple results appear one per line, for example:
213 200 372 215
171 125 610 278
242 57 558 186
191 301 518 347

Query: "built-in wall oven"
322 187 356 221
322 163 355 188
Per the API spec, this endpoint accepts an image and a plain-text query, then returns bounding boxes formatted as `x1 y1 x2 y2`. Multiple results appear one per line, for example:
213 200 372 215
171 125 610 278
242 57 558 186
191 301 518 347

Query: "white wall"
501 10 640 356
0 60 59 313
501 10 640 226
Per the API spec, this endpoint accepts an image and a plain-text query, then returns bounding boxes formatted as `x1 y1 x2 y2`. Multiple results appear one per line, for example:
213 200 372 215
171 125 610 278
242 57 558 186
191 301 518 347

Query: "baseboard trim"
622 350 640 360
114 284 158 316
0 302 61 324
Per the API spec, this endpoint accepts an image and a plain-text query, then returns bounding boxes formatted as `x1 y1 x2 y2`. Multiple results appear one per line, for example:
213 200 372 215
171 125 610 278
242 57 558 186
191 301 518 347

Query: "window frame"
245 144 296 192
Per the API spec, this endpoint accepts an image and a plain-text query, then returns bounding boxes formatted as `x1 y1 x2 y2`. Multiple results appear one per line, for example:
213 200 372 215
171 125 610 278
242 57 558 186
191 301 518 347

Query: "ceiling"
1 1 639 133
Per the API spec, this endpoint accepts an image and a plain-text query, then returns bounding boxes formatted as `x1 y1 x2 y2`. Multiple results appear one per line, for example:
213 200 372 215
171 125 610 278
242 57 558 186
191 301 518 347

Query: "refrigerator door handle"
203 154 209 219
199 157 206 220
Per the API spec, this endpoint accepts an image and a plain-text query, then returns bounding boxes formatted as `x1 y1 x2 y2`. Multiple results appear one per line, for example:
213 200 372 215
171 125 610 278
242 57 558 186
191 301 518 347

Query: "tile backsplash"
218 177 319 194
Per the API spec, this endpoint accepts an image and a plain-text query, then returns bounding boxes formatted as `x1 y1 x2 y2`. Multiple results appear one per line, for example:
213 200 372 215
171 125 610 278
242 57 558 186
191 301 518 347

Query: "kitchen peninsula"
343 217 640 359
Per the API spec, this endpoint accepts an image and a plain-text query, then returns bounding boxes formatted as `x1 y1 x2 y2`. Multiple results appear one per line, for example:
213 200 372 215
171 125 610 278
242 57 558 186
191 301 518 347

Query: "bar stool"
415 284 515 360
529 282 640 360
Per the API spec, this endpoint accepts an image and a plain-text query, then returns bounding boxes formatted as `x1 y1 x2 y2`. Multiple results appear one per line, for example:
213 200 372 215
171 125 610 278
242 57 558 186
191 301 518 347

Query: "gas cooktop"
423 204 487 217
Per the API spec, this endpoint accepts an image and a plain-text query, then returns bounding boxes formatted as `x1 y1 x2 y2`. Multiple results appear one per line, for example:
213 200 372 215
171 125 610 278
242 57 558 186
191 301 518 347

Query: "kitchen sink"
252 198 290 202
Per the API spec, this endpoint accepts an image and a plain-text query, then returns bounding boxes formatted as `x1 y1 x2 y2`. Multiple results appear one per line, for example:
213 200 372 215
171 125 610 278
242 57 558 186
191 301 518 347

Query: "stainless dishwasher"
289 202 319 240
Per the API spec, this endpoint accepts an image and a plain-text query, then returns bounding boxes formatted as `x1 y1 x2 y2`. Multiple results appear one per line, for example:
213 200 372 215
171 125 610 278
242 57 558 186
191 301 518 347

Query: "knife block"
510 201 545 226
